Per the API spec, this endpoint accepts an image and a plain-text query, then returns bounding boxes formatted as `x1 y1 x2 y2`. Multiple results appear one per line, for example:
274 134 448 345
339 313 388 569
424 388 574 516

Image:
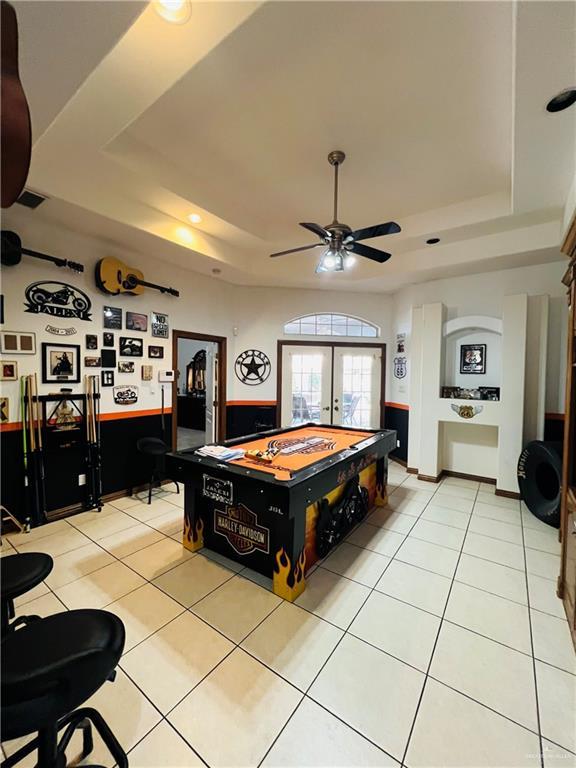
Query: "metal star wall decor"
234 349 271 386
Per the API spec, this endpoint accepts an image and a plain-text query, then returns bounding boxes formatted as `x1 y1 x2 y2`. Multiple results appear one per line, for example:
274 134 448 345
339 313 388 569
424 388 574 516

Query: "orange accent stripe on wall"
0 421 22 433
99 408 172 422
226 400 277 406
385 402 409 411
545 412 565 421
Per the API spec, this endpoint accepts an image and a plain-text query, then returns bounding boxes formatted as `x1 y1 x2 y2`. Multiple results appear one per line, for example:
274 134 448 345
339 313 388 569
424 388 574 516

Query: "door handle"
334 406 339 412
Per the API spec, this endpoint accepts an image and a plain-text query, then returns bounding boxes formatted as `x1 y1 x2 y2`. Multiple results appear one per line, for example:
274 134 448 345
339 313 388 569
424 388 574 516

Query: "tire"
517 441 562 528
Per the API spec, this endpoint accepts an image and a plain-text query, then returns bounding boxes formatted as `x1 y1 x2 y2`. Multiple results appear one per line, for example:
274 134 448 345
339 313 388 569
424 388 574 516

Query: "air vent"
16 190 48 209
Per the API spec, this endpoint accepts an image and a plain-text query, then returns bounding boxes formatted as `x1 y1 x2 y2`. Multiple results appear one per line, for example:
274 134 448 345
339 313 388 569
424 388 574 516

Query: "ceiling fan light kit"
270 151 401 275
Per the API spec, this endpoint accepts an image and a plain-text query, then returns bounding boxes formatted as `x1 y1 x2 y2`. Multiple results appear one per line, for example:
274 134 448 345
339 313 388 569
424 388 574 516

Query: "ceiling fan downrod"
327 150 345 225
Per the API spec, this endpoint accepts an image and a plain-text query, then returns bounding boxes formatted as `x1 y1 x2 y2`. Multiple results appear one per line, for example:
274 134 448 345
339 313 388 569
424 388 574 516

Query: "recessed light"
188 213 202 224
154 0 191 24
546 88 576 113
426 237 440 245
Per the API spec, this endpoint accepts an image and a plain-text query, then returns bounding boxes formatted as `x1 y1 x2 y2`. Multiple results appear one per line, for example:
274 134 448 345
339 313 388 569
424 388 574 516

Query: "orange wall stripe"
545 412 565 421
99 407 172 421
385 402 409 411
226 400 277 406
0 421 23 433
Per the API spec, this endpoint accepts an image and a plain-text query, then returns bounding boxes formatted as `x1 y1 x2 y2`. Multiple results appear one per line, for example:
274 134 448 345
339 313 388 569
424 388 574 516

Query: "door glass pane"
341 354 373 428
291 354 323 425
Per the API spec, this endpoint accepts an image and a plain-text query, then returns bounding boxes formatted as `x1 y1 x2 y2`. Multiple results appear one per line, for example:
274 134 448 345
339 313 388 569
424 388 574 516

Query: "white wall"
391 261 568 413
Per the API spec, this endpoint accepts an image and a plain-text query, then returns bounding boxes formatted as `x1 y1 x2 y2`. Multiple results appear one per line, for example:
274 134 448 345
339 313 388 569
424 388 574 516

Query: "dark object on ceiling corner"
270 150 401 265
16 190 47 209
546 88 576 113
1 1 32 208
426 237 440 245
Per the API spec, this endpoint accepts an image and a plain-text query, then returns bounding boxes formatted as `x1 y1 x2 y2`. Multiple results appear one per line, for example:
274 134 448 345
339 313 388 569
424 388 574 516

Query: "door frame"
172 330 227 449
276 340 386 429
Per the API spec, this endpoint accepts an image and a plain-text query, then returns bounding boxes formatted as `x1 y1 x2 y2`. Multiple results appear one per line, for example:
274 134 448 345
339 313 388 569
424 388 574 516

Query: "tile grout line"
519 498 545 768
399 480 481 766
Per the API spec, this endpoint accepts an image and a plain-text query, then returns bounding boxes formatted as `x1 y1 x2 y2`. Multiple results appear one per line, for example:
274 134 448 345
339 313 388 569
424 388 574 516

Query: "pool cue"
85 375 95 509
24 376 41 526
92 374 102 507
32 373 47 523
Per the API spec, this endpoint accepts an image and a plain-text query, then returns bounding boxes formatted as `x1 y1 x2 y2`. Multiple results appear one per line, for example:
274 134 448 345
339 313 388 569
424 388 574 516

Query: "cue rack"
20 374 103 527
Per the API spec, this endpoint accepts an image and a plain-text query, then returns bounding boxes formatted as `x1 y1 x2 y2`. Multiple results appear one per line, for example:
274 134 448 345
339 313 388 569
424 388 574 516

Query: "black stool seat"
1 552 53 601
137 436 169 456
1 609 125 741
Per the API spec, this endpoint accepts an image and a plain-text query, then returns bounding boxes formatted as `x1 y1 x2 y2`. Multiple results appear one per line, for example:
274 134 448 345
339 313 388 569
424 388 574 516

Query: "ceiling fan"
270 150 401 273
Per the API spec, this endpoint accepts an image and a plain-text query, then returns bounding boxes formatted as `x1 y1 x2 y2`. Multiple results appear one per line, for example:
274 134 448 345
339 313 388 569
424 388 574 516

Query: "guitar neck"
136 278 180 297
23 247 84 273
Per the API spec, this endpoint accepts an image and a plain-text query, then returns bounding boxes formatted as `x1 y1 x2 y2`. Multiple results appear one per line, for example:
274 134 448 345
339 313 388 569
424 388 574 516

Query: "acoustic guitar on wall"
95 257 180 297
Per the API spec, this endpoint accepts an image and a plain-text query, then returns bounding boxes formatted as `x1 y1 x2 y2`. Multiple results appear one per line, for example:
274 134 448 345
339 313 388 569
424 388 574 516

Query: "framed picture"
118 361 134 374
86 334 98 350
101 349 116 368
41 342 81 384
1 361 18 381
0 330 36 354
0 397 8 423
84 356 101 367
103 306 122 330
151 311 169 339
126 311 148 332
101 370 114 387
460 344 486 375
102 332 114 347
141 364 153 381
119 337 143 357
148 345 164 359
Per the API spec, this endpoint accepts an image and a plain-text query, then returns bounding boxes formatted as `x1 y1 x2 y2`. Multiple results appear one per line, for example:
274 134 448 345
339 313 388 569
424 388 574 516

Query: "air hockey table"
168 424 396 601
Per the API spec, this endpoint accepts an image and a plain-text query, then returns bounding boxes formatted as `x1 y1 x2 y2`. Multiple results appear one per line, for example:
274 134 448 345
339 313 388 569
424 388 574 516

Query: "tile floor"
2 466 575 768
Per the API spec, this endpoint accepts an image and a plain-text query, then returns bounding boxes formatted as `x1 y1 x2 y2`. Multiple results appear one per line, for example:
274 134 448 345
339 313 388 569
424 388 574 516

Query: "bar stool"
136 436 179 504
1 552 53 636
1 609 127 768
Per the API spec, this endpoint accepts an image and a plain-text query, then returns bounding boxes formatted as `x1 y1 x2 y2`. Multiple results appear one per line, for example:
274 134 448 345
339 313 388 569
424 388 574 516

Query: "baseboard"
407 466 418 474
390 456 407 467
443 470 496 485
495 488 521 500
417 473 442 483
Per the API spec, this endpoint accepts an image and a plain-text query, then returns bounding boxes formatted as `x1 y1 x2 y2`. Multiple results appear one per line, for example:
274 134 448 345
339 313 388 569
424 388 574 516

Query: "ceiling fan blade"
349 221 401 242
350 242 392 263
299 222 331 240
270 243 323 258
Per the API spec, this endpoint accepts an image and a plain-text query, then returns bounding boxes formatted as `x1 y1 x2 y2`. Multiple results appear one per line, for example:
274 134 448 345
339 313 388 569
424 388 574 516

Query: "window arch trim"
283 313 380 338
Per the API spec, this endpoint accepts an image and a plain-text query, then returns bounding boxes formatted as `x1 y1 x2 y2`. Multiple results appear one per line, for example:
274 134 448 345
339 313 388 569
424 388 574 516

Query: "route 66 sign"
393 356 406 379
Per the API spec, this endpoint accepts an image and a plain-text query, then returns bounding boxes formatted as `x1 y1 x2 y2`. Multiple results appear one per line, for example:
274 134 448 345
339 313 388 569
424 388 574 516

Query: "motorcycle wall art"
24 281 92 321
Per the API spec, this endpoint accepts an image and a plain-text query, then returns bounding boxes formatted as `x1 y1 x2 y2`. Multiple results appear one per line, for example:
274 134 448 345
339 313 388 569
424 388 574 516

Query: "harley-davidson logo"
268 436 336 455
214 504 270 555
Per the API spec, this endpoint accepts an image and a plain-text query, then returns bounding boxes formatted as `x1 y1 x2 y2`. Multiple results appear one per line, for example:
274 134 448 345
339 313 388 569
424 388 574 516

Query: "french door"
280 343 384 429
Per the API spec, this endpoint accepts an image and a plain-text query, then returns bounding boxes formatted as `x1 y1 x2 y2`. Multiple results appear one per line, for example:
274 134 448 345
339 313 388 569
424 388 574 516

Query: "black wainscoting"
384 405 408 462
226 404 277 439
544 416 564 443
1 413 172 524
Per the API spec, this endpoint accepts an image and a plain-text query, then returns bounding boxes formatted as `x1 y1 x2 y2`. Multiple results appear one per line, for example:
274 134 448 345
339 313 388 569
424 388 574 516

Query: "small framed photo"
141 364 153 381
126 311 148 332
118 361 135 374
460 344 486 375
101 370 115 387
102 332 115 347
148 345 164 359
119 337 143 357
1 361 18 381
151 311 169 338
101 349 117 368
0 330 36 354
42 342 81 384
86 334 98 350
84 356 101 367
103 306 122 330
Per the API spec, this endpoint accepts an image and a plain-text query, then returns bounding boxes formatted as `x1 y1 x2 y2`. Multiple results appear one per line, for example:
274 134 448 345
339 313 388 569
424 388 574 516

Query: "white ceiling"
6 0 576 292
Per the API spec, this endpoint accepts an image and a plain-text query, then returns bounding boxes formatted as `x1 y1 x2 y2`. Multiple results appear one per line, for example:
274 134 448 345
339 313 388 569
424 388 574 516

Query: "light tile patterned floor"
3 471 575 768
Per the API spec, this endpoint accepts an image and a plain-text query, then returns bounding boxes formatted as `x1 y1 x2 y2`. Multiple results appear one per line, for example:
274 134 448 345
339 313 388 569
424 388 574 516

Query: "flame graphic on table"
183 516 204 549
273 547 306 600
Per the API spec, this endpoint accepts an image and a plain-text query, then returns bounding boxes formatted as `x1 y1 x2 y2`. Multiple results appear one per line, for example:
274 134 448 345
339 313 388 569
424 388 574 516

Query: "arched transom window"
283 313 379 338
